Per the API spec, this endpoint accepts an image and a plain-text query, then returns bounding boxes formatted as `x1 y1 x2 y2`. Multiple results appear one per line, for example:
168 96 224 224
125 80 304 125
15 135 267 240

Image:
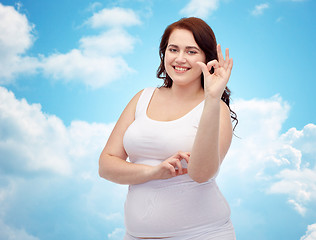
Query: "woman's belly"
124 176 231 238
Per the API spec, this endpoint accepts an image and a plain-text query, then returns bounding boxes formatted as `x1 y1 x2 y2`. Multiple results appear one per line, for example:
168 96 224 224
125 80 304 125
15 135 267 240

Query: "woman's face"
164 28 206 87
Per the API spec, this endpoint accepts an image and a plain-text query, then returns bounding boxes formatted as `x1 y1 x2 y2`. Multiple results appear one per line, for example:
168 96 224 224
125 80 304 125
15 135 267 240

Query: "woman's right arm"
99 90 190 185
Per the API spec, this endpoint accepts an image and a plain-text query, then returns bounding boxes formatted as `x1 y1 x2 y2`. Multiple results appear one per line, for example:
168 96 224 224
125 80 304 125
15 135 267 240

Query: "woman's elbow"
188 165 219 183
98 163 106 179
98 166 105 179
98 155 110 179
188 172 214 183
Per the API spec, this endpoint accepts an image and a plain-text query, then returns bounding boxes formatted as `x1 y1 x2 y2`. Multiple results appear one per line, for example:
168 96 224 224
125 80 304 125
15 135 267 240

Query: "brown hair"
156 17 238 129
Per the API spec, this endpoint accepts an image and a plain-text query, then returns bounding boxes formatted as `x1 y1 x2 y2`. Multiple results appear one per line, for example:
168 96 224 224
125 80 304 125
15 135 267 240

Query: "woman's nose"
175 52 186 64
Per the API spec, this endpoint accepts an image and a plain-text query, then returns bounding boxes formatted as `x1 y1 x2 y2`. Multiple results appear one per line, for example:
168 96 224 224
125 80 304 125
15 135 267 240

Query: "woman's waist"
129 173 196 189
125 180 231 237
127 178 224 206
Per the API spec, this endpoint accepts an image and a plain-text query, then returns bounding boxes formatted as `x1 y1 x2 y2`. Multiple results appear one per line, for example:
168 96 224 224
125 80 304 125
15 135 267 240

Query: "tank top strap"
135 87 156 118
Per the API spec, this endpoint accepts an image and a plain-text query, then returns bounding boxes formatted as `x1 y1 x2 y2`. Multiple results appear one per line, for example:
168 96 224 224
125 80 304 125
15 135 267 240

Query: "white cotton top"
123 87 232 238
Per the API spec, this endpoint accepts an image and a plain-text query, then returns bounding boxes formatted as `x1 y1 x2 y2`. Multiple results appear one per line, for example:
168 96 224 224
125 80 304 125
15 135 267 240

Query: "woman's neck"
169 82 204 101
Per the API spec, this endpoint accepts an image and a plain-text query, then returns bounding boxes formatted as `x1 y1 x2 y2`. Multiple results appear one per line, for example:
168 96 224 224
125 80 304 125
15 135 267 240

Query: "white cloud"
41 8 140 88
0 86 125 238
0 4 140 88
0 3 39 83
268 167 316 216
251 3 269 16
41 49 133 88
0 86 114 175
180 0 219 18
86 7 141 28
108 228 125 240
0 4 33 57
301 223 316 240
85 2 102 12
265 123 316 215
281 124 316 158
0 86 71 175
219 95 316 216
288 199 307 216
79 28 137 56
0 219 39 240
226 95 290 172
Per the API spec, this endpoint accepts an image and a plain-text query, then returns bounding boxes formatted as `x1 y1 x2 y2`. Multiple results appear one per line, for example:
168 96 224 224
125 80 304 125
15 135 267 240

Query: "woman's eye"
169 48 177 52
188 51 197 55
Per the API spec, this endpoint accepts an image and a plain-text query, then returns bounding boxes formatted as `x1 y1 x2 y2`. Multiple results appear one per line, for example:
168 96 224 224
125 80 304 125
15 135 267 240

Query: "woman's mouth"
174 66 190 73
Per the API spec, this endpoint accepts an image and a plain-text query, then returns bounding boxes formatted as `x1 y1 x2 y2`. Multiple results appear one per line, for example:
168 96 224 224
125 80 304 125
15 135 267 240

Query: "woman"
99 17 237 240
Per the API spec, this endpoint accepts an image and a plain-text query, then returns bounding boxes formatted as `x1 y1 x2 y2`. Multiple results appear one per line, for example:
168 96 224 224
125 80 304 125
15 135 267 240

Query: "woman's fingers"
197 60 219 78
196 61 209 77
174 158 183 175
176 151 190 163
217 44 232 72
217 44 224 66
157 151 191 179
222 48 229 69
167 151 191 176
207 60 219 72
225 48 230 61
200 44 232 77
167 164 176 177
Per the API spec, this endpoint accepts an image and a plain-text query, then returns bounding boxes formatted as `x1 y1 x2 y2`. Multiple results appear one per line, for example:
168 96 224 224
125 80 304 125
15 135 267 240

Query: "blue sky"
0 0 315 239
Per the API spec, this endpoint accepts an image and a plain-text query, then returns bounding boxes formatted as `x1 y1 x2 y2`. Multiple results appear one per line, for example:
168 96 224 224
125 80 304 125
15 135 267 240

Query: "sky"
0 0 315 239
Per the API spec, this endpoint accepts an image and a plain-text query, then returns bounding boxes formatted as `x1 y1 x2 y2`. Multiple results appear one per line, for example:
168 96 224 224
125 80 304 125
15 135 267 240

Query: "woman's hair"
157 17 238 129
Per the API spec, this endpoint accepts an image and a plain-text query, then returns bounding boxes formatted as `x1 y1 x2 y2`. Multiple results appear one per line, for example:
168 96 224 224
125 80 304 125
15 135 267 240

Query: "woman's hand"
151 152 190 180
197 44 233 100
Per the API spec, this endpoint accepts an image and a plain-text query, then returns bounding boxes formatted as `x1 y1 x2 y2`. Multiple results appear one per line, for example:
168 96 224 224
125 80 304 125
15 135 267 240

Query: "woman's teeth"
174 67 189 71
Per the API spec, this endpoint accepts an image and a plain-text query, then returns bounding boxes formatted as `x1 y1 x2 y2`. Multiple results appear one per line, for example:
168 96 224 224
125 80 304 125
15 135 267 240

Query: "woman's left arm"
188 44 233 183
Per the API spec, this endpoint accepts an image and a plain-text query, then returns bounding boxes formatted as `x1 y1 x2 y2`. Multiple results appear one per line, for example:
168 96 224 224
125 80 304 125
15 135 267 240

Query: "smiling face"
164 28 206 88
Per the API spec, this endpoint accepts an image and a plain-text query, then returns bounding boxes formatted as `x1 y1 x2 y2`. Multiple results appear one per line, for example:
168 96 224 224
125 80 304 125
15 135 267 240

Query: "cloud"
41 48 133 88
226 95 290 172
0 86 128 239
85 2 102 12
264 124 316 215
0 87 71 175
300 223 316 240
108 228 125 240
288 199 307 216
0 4 140 88
41 7 140 88
180 0 219 18
0 219 39 240
79 28 137 56
251 3 269 16
219 95 316 216
267 162 316 216
41 28 139 88
86 7 141 28
0 3 39 84
0 86 114 176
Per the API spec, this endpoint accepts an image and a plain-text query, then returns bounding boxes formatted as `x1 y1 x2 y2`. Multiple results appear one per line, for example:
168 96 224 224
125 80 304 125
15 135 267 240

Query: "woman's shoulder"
127 87 156 108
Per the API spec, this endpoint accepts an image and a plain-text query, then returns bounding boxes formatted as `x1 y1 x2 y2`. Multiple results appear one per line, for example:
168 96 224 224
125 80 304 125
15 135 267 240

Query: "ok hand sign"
197 44 233 100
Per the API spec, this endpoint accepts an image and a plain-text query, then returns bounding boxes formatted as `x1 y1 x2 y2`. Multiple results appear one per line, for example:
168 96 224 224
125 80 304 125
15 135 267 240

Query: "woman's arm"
99 90 190 185
99 90 154 185
188 99 232 183
188 44 233 183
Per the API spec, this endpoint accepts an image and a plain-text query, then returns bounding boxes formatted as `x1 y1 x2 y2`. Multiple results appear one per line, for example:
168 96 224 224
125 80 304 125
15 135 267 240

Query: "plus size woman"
99 17 238 240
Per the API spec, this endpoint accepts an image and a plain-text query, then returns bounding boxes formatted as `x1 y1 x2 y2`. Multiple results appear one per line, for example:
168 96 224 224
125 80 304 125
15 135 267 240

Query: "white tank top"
123 87 231 238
